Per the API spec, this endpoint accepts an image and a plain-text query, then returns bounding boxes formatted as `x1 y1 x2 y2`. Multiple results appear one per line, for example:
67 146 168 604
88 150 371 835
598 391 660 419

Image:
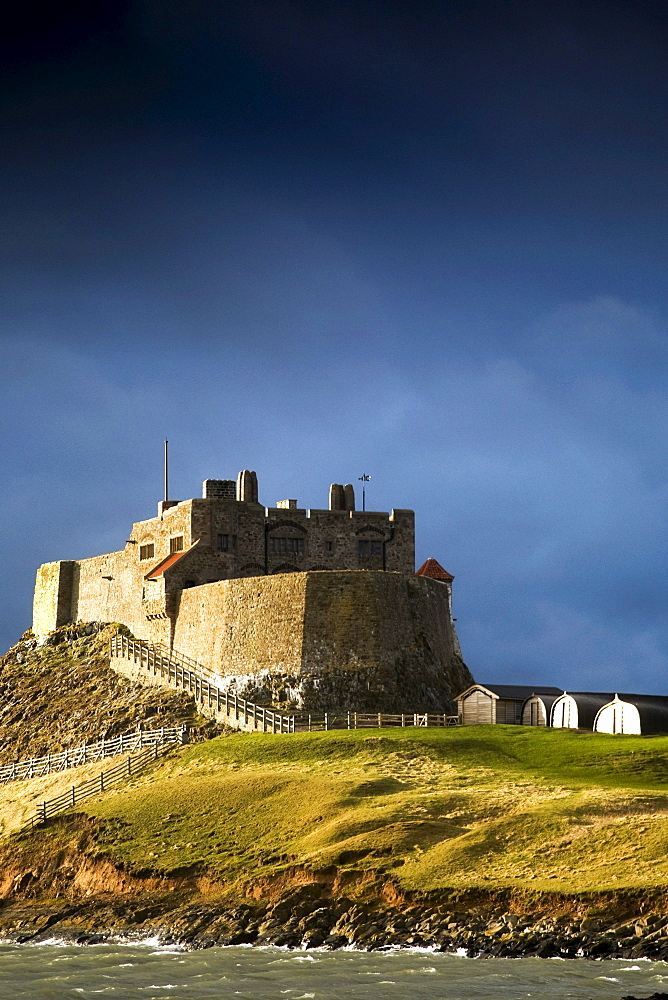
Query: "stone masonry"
32 470 471 711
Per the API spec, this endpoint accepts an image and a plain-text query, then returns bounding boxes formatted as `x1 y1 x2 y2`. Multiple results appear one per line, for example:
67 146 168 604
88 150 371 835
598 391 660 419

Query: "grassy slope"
61 724 668 896
0 760 112 837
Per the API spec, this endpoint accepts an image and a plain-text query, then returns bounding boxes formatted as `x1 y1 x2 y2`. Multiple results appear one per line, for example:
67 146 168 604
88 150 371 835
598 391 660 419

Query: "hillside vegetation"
19 723 668 896
0 624 217 763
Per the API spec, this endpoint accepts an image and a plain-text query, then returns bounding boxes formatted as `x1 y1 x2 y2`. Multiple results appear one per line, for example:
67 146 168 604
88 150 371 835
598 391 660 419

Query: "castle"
32 471 472 712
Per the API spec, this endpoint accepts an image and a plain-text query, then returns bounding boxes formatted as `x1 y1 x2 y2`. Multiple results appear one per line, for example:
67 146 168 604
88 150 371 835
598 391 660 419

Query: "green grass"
72 725 668 896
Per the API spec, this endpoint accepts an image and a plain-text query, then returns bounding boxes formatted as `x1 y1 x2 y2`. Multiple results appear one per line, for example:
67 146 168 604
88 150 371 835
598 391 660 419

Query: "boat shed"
457 684 562 726
550 692 614 730
594 694 668 735
521 691 563 727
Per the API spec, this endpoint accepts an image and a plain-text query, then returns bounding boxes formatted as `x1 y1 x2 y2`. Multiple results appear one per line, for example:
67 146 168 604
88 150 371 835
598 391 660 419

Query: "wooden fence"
299 712 459 730
0 725 188 786
110 635 459 733
28 739 178 828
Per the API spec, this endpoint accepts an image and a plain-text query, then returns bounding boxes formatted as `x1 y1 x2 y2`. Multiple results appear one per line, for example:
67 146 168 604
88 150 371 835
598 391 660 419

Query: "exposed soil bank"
1 816 668 958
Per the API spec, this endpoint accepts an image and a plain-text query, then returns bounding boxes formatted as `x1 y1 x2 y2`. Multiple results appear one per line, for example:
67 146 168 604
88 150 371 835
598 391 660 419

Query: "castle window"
139 543 155 561
170 535 184 554
358 540 382 557
270 536 304 556
217 533 237 552
325 540 334 552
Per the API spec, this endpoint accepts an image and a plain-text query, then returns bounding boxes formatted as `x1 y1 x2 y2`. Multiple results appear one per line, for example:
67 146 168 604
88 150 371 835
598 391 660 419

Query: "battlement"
32 470 415 639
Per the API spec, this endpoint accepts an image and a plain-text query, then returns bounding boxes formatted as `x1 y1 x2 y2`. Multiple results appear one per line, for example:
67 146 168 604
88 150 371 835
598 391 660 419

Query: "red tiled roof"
146 549 188 580
415 558 454 581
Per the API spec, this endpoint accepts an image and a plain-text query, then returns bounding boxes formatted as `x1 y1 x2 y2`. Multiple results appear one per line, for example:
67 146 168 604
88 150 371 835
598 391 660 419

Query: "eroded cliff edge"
1 815 668 958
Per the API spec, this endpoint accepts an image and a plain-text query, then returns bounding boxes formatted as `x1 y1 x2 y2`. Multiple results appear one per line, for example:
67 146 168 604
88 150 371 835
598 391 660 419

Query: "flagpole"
358 473 371 512
164 440 169 503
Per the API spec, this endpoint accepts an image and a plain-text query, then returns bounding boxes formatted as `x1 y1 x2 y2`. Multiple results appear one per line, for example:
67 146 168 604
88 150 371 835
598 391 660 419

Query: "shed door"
552 696 576 728
523 698 546 726
462 691 493 725
552 698 566 727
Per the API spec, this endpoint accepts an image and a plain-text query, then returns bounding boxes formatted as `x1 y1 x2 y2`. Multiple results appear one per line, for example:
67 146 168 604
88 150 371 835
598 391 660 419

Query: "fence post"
324 712 328 731
127 757 132 776
378 713 382 728
347 712 351 730
71 786 76 807
100 772 104 792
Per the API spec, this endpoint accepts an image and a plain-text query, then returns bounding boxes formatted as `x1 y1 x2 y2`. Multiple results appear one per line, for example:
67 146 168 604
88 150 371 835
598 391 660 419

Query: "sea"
0 943 665 1000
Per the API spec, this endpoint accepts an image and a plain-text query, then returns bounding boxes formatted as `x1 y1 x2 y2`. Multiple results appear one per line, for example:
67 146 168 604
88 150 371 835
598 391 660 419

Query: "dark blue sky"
2 0 667 692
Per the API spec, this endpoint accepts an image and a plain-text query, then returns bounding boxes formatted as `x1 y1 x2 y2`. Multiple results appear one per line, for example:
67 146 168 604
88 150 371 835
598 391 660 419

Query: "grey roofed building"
456 683 563 726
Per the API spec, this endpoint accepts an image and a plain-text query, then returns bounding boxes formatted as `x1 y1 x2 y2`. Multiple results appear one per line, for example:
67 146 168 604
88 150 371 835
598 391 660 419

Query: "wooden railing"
28 739 179 828
0 725 188 786
109 635 459 733
110 635 296 733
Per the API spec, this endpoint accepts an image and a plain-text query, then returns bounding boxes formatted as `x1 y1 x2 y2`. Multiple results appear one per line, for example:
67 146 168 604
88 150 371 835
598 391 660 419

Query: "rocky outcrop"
0 625 220 762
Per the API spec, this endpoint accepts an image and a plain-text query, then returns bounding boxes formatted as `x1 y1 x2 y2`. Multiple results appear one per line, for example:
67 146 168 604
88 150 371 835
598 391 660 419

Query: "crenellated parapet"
33 468 416 640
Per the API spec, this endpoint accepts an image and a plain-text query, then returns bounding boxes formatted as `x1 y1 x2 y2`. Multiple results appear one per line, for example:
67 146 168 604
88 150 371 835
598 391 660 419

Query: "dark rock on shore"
2 884 668 960
622 994 668 999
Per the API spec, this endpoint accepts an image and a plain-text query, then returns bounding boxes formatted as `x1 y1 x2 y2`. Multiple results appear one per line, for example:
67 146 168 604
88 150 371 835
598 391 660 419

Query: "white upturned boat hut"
594 694 668 735
457 684 562 726
550 692 614 730
521 692 562 727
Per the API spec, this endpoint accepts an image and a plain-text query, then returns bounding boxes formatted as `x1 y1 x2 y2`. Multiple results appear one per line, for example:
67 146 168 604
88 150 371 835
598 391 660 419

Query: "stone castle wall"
170 570 472 713
32 561 75 641
171 572 308 679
